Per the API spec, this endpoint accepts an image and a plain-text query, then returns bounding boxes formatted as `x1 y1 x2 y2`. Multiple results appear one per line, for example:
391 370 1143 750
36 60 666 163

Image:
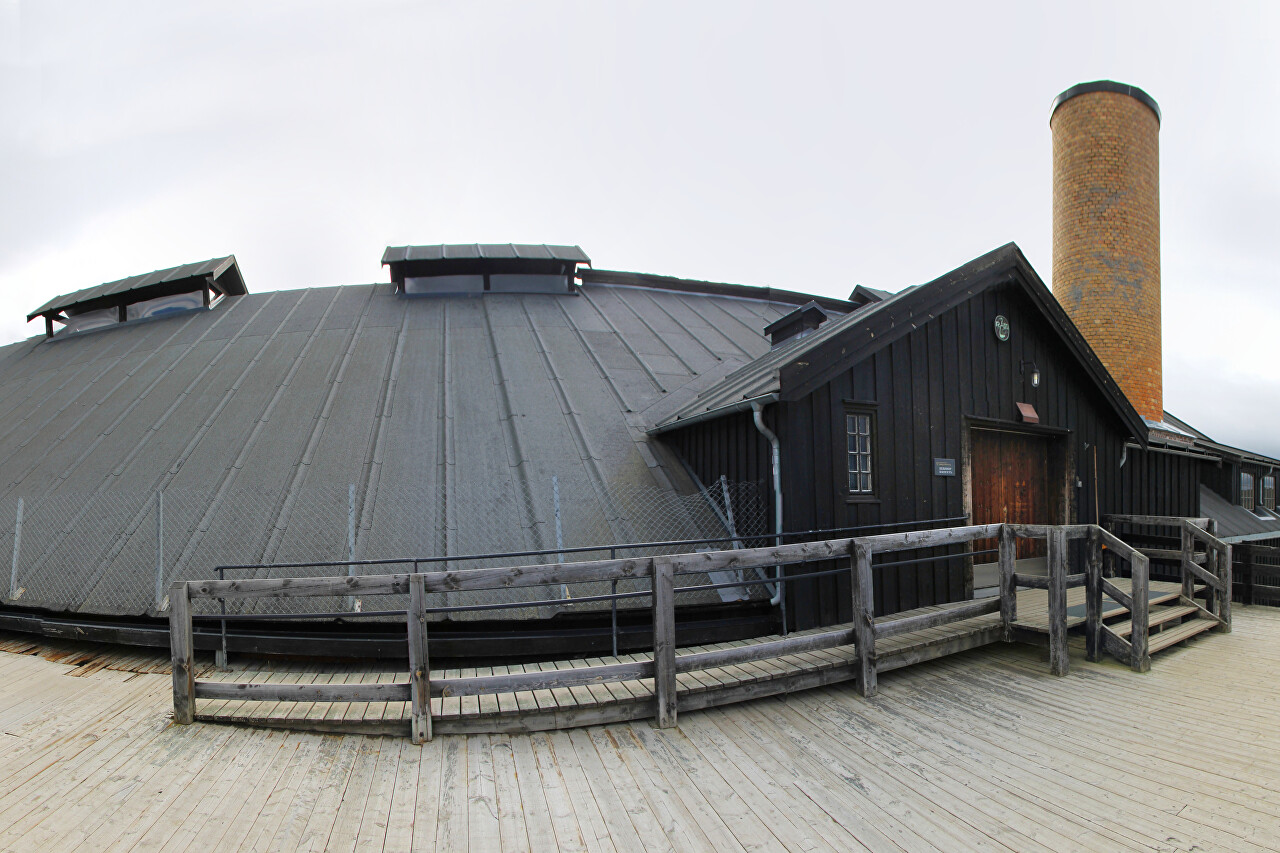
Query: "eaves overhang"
647 392 780 436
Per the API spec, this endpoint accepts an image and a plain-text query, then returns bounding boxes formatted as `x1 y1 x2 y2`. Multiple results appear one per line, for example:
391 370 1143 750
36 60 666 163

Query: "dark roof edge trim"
381 244 591 265
648 392 779 435
583 269 854 313
1051 80 1161 125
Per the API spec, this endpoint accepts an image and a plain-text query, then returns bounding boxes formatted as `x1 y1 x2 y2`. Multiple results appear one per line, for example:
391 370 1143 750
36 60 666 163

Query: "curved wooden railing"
168 521 1213 740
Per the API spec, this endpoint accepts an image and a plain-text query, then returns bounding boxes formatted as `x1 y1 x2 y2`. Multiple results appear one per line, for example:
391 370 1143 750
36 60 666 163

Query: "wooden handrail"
1104 514 1212 529
169 521 1169 738
1183 521 1232 633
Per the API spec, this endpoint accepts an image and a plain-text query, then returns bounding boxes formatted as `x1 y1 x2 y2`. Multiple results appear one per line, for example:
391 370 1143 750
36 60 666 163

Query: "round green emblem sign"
993 315 1010 342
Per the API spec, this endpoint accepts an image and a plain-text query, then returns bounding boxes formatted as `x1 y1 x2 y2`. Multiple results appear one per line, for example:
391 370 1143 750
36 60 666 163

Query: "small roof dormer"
848 284 892 309
28 256 246 339
764 300 829 348
382 243 591 296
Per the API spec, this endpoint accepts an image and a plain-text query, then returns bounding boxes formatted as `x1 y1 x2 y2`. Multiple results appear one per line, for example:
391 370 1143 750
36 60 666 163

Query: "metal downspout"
752 402 784 608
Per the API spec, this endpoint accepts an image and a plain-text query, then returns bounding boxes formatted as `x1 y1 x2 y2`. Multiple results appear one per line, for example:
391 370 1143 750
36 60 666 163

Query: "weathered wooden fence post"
1218 543 1232 633
1201 531 1219 621
652 557 677 728
1242 544 1255 606
1179 521 1195 602
851 541 877 697
1047 528 1069 677
1085 526 1103 663
1130 552 1150 672
407 572 432 743
169 581 195 725
998 524 1017 641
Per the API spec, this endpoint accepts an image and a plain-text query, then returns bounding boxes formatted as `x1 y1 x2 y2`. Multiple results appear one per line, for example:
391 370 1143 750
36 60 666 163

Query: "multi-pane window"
1263 475 1276 511
1241 472 1256 511
846 413 874 494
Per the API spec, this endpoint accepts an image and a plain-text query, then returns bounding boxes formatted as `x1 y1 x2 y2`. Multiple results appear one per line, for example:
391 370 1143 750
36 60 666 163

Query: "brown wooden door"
971 428 1052 560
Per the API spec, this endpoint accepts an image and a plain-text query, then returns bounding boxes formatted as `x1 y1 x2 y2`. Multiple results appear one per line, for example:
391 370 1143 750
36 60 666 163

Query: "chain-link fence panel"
2 476 772 621
0 494 19 605
8 488 156 614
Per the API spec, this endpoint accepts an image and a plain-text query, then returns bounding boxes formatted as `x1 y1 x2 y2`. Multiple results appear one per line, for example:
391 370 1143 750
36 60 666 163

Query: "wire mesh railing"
0 478 770 618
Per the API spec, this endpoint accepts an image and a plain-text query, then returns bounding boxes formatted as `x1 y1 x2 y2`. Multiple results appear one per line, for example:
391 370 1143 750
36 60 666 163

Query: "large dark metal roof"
0 278 798 616
27 256 245 321
381 244 590 265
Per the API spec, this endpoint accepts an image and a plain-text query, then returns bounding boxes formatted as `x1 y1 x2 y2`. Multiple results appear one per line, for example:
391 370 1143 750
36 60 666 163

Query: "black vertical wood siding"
662 279 1204 631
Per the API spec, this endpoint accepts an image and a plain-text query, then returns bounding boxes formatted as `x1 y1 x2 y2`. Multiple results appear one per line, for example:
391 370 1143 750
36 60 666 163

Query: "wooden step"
1147 617 1218 654
1096 585 1203 623
1110 604 1200 638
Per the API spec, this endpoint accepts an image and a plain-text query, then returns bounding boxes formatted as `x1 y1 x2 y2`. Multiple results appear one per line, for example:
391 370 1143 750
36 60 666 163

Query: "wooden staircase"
1095 514 1234 671
1106 596 1218 654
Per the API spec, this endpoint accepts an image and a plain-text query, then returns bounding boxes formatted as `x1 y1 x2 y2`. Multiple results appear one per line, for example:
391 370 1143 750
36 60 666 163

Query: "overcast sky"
2 1 1279 455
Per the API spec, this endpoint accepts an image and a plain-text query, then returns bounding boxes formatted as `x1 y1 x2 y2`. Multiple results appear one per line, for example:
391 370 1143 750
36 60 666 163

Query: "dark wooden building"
652 244 1204 630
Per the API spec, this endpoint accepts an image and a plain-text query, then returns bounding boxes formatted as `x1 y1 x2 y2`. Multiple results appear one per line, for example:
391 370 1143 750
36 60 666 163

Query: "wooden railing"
1104 513 1232 633
854 523 1005 696
1089 526 1152 672
1002 524 1095 676
168 521 1217 739
1182 521 1232 632
170 538 858 742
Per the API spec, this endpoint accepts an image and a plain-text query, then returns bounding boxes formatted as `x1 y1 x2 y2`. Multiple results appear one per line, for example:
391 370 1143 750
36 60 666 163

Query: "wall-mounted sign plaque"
934 458 956 477
993 315 1010 342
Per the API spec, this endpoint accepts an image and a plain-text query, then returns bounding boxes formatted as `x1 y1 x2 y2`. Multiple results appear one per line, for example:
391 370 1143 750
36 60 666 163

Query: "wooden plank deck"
1 606 1278 851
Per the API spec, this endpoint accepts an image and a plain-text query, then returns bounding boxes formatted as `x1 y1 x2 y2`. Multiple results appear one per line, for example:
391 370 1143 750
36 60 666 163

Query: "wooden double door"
970 427 1064 560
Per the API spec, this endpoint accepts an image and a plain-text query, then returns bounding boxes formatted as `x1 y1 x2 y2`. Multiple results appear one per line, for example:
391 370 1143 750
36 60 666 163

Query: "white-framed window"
1263 475 1275 511
1241 472 1255 511
846 411 874 495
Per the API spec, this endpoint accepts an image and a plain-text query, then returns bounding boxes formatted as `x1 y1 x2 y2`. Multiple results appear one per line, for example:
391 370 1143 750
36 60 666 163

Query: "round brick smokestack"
1051 80 1162 423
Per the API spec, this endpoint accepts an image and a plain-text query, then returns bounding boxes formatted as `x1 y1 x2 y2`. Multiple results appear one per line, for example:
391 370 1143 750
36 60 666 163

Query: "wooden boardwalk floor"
1 605 1278 851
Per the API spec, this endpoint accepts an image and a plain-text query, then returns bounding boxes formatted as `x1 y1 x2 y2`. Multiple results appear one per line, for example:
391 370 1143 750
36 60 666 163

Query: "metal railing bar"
211 516 970 574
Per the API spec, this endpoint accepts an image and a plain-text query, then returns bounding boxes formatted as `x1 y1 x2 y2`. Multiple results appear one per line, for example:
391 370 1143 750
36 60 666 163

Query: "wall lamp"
1020 359 1041 388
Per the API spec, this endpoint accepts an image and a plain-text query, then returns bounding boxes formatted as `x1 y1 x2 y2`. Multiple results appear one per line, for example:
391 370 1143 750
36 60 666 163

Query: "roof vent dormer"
28 256 246 339
764 301 829 348
382 243 591 296
848 284 891 310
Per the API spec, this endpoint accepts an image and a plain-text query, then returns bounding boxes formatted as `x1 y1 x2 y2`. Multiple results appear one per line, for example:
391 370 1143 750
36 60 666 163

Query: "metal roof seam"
670 293 755 359
642 291 724 363
479 297 548 556
612 289 698 376
517 298 626 538
553 297 632 413
255 287 378 568
578 288 667 395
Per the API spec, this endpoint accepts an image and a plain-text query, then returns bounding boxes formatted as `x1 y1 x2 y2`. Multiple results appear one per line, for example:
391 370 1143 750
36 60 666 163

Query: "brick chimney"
1051 81 1162 423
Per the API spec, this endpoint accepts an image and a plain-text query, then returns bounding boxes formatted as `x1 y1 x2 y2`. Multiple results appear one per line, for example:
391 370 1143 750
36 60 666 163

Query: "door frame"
960 416 1075 597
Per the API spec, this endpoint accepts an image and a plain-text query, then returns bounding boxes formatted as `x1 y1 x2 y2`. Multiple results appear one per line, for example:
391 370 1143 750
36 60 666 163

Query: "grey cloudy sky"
2 1 1278 454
